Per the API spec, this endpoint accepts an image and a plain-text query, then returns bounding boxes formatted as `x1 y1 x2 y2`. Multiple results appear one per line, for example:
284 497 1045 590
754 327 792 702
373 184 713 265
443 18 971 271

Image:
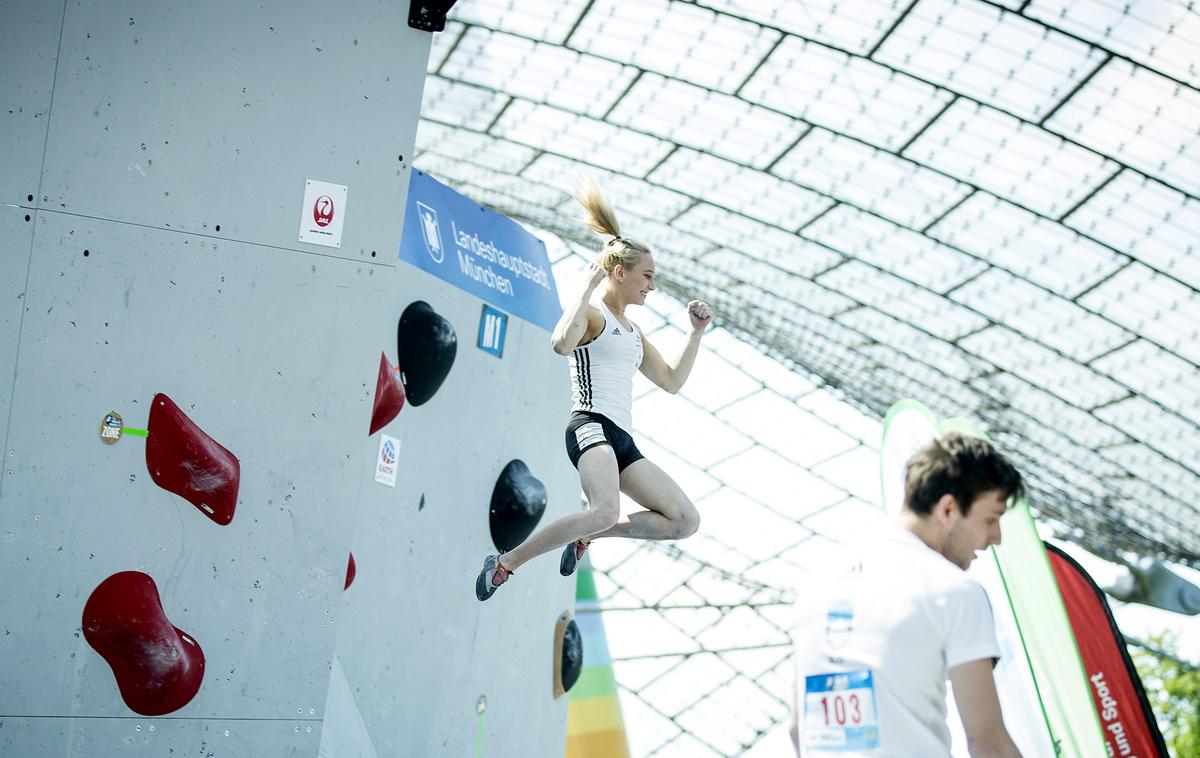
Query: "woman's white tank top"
569 300 643 434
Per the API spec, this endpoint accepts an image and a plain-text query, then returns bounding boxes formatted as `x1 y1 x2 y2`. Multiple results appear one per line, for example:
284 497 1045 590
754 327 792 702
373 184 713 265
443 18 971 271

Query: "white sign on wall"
298 179 348 248
375 434 399 487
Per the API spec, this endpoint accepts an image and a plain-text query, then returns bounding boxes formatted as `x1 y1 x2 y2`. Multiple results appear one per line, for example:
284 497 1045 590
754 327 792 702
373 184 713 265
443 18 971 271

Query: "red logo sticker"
313 195 335 227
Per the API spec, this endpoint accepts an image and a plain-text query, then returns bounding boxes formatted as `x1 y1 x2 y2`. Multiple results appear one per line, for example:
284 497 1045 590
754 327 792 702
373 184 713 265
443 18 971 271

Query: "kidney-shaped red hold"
369 352 406 435
82 571 205 716
146 393 240 525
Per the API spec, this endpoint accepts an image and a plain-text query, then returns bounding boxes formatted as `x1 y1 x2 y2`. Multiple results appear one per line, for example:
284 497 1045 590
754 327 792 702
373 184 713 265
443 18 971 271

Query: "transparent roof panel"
773 128 972 228
875 0 1103 120
650 148 834 229
427 20 465 73
445 0 588 44
959 325 1128 408
1026 0 1200 88
838 308 994 382
971 372 1128 448
607 74 800 168
441 26 637 118
1095 396 1200 470
932 191 1129 297
1078 263 1200 364
522 153 694 220
418 76 510 128
620 217 718 259
949 268 1135 362
905 98 1120 217
411 154 565 207
817 261 989 340
741 37 953 148
673 204 842 278
1092 339 1200 425
1045 59 1200 195
491 100 673 174
804 205 986 292
1066 170 1200 291
571 0 779 92
415 121 536 173
715 390 859 469
701 0 907 54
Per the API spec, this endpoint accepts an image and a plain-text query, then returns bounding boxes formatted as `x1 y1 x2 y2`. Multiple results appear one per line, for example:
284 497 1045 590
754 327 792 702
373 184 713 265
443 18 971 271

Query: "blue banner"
399 170 562 332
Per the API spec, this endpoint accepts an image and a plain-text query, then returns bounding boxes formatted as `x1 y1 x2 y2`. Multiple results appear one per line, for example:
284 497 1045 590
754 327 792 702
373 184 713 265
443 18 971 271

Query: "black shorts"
564 411 645 472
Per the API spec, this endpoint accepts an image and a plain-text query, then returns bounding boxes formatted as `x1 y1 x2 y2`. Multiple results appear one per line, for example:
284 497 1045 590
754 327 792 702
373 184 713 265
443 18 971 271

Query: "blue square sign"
477 304 508 358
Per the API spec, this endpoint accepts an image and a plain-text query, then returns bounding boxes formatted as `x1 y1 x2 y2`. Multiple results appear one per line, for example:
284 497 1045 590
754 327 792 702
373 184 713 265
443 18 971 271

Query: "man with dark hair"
790 433 1025 757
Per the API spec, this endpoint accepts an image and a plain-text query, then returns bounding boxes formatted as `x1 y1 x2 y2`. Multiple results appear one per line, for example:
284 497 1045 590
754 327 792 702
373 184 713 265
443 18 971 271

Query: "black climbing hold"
489 460 547 553
396 301 456 406
561 619 582 694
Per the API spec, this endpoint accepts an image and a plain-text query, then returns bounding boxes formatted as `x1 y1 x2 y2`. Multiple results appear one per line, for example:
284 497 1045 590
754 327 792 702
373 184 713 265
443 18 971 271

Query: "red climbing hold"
369 352 406 435
345 552 357 590
146 393 240 525
82 571 205 716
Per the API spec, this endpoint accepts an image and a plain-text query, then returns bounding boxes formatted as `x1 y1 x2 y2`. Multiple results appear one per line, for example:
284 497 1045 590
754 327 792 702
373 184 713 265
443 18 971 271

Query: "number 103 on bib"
804 669 881 751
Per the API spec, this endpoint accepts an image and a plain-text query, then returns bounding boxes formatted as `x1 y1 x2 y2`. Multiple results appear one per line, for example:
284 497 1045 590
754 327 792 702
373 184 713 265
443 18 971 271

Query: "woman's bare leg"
499 445 621 572
586 458 700 542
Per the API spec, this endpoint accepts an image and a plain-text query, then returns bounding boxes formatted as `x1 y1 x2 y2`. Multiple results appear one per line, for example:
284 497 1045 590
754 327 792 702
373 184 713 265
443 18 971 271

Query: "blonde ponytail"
574 177 651 274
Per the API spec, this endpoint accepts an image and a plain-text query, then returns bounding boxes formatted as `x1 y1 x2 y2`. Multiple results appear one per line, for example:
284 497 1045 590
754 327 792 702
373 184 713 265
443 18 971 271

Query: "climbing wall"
320 179 580 756
0 0 435 754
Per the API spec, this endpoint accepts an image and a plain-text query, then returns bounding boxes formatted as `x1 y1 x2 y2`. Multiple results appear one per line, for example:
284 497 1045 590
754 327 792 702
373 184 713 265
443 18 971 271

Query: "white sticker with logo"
298 179 348 248
375 434 400 487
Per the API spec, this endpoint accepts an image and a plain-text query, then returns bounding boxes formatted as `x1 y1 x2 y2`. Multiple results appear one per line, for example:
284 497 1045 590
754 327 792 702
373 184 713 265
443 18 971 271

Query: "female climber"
476 180 713 601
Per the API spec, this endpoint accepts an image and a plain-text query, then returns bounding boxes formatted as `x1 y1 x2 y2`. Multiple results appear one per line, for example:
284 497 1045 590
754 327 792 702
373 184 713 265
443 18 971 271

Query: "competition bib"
804 669 881 752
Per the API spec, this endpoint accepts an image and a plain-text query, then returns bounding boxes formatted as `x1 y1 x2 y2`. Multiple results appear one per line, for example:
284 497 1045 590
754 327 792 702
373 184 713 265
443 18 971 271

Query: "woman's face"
614 252 655 305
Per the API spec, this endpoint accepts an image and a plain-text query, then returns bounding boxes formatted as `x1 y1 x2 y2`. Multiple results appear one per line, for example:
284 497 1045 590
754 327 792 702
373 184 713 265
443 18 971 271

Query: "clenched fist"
688 300 713 332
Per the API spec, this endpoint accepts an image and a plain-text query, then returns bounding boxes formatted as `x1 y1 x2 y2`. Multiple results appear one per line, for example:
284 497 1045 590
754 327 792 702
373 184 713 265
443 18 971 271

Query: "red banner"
1046 543 1167 758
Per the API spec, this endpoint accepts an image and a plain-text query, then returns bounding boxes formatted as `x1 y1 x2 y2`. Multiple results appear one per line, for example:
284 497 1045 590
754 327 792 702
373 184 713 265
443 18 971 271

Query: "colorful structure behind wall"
566 562 630 758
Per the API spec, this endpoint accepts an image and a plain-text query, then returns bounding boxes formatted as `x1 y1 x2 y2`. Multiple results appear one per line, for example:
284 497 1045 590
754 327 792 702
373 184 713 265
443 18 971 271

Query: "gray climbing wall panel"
0 0 436 754
324 266 578 758
0 205 34 478
37 0 422 260
0 0 62 206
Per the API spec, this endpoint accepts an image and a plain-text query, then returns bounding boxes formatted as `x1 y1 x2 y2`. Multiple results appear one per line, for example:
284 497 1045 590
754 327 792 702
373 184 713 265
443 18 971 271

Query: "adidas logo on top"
612 328 621 335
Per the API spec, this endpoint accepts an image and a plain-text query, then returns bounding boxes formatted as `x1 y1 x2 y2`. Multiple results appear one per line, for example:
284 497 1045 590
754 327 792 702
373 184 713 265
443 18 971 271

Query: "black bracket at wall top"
409 0 458 32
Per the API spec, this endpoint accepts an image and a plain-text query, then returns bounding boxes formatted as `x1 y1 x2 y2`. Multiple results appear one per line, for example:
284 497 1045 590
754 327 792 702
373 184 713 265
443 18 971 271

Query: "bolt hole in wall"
27 194 33 202
215 224 221 232
25 215 30 222
83 249 90 257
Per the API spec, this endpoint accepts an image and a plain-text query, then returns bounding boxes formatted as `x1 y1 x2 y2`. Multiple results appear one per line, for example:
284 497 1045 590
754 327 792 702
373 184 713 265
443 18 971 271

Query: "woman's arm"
551 263 607 355
637 300 712 393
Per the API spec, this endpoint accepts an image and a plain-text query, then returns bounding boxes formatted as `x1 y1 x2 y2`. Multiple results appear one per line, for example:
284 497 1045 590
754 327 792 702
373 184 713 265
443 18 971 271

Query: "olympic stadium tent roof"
417 0 1200 568
412 1 1200 754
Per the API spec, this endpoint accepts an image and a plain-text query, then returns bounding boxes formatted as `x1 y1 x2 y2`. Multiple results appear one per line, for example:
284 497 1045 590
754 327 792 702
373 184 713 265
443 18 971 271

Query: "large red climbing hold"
146 393 240 525
82 571 205 716
369 352 406 435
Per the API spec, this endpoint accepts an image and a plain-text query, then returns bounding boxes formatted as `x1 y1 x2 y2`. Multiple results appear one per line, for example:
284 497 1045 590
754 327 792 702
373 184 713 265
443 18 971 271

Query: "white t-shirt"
791 529 1000 757
568 300 643 434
